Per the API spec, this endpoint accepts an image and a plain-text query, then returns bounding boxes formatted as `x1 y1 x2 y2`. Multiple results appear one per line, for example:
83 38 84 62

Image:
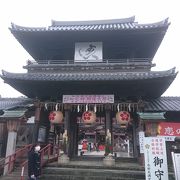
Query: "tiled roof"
0 97 180 112
1 68 177 81
0 98 33 110
0 109 27 119
10 16 169 32
137 112 166 119
145 97 180 112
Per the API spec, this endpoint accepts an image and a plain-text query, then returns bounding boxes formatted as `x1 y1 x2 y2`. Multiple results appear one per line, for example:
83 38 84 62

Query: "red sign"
158 122 180 136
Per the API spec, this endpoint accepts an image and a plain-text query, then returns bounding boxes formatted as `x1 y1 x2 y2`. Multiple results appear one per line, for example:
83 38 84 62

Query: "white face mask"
35 145 40 152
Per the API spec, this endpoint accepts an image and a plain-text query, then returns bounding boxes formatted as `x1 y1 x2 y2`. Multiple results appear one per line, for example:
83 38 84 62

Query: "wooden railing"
0 144 33 176
20 144 58 180
26 58 152 65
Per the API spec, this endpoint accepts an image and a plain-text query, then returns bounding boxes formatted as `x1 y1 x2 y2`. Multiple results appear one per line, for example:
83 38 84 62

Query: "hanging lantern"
116 111 130 128
82 111 96 124
49 111 63 124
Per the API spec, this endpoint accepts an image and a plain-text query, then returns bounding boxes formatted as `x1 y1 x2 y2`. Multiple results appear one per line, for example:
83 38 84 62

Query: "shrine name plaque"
63 95 114 104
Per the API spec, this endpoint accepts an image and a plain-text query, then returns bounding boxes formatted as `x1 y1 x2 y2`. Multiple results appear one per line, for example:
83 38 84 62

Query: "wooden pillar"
105 105 113 156
34 101 42 144
0 123 7 157
103 105 115 165
69 113 78 158
64 105 70 131
4 119 20 175
64 104 71 156
132 119 138 158
34 106 41 122
105 104 111 133
58 104 71 163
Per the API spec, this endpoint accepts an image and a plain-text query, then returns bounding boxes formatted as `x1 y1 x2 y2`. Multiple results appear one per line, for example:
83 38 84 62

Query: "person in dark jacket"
28 144 41 180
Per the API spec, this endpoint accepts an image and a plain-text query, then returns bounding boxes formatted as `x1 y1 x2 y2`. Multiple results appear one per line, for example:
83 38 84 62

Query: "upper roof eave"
136 18 170 27
9 17 170 32
51 16 136 26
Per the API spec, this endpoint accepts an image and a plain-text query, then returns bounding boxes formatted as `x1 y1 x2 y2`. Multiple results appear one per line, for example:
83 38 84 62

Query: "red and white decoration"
116 111 130 127
49 111 63 124
82 111 96 124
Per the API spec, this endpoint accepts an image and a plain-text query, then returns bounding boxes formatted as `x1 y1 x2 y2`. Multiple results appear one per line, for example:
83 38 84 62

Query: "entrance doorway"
77 117 105 156
112 118 134 157
77 115 134 158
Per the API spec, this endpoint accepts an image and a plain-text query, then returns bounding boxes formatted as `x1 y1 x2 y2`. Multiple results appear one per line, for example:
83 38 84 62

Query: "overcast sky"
0 0 179 98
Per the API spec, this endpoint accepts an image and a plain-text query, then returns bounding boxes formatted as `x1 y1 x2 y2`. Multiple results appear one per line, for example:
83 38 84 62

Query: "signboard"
63 95 114 104
139 131 145 153
171 152 180 180
158 122 180 136
37 126 46 143
74 42 102 62
144 137 169 180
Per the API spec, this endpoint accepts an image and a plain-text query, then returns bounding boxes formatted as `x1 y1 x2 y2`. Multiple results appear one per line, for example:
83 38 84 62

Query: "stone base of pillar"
103 154 115 166
58 154 70 164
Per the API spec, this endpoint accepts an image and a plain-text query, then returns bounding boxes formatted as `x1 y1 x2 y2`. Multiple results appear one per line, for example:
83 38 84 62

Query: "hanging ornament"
85 104 88 111
128 104 131 112
55 103 58 111
117 104 120 112
49 111 63 124
45 103 48 110
77 105 80 112
94 104 97 113
116 111 130 128
82 111 96 124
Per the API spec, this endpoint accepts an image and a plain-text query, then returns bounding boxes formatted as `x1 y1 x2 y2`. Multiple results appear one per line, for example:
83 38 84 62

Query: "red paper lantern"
116 111 130 127
82 111 96 124
49 111 63 124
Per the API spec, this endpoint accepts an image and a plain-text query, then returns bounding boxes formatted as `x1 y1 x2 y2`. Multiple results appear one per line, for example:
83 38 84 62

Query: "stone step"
0 168 28 180
40 174 143 180
40 166 175 180
40 159 176 180
48 161 145 171
40 167 145 180
72 156 138 163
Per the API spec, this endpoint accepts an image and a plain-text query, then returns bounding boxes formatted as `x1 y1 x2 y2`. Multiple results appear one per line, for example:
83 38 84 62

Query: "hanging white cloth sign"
144 137 169 180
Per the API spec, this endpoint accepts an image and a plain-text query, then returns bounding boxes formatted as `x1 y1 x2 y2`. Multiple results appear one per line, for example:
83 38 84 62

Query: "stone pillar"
4 119 20 175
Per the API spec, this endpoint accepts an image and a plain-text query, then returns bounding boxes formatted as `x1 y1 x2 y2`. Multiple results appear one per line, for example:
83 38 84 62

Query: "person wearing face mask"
28 144 41 180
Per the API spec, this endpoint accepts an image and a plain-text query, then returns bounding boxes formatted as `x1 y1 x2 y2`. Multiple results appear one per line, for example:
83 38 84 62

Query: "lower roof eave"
1 75 177 101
